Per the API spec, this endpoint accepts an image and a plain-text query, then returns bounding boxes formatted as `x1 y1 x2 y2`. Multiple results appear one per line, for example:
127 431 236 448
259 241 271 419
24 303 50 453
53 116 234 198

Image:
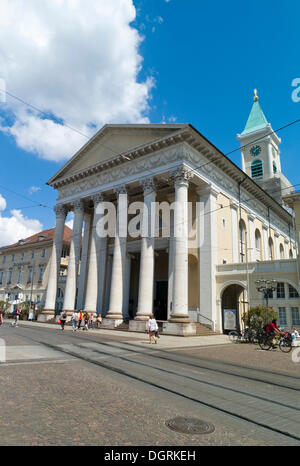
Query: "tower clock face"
250 145 262 157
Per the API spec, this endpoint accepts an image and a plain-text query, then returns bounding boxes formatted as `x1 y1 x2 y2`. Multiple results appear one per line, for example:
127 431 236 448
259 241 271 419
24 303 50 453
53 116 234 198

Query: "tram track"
8 325 300 443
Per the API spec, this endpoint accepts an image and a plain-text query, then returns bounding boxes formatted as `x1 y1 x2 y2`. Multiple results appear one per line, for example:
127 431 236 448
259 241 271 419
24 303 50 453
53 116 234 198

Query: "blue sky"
0 0 299 245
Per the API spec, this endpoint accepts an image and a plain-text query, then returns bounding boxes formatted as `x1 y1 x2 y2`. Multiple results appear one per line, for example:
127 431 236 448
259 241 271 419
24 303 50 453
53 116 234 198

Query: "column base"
129 320 148 332
37 310 55 322
101 317 124 329
163 321 197 336
167 314 191 323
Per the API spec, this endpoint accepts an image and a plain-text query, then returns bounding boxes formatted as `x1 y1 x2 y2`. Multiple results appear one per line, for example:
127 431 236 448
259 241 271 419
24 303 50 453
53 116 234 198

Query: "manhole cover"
166 417 215 435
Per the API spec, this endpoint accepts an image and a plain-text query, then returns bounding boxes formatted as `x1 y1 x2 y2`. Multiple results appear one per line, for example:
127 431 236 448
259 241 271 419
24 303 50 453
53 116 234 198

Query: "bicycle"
258 331 292 353
228 328 256 343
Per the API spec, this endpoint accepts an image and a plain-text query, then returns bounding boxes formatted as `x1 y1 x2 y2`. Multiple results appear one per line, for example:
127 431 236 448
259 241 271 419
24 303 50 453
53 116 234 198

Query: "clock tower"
237 90 293 204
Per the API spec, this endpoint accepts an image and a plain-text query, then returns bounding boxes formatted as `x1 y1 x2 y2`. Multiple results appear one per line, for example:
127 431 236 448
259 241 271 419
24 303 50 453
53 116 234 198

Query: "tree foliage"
242 306 278 330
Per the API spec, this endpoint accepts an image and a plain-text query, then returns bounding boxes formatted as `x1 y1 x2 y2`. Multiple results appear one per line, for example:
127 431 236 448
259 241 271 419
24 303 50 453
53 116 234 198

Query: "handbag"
58 319 61 324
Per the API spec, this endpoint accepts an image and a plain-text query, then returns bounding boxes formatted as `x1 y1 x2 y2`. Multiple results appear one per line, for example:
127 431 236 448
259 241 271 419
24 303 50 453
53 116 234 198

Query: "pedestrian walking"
28 310 34 322
77 310 83 330
83 312 89 331
0 310 3 327
71 311 78 331
89 313 95 329
146 314 158 344
60 311 67 331
96 314 102 329
11 307 21 327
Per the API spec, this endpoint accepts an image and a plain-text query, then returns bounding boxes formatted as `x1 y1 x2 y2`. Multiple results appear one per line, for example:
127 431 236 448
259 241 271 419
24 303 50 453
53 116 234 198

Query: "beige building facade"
0 227 71 314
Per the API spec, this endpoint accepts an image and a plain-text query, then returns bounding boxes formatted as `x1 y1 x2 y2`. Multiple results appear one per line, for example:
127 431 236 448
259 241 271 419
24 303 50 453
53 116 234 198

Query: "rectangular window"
289 285 299 298
27 268 33 283
278 307 287 326
7 270 12 283
11 254 15 263
292 308 300 326
41 248 46 258
0 271 3 285
21 252 25 262
2 256 6 264
36 295 40 303
31 251 35 260
38 267 44 282
17 269 22 284
277 283 285 299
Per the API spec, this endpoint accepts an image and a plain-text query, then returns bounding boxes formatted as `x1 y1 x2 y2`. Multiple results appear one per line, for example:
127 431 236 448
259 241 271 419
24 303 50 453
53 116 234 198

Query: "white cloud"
0 203 43 247
0 0 153 162
28 186 41 195
0 194 6 212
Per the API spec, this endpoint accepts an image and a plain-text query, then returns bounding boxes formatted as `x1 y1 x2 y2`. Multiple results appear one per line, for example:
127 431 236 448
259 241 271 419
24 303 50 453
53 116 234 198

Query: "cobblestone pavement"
0 323 299 446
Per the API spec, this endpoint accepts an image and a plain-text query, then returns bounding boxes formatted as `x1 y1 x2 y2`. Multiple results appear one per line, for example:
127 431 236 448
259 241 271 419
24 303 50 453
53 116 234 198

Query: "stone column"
77 212 92 310
84 193 106 313
284 239 289 259
123 254 132 321
130 178 156 332
198 185 219 331
63 200 84 313
167 207 175 320
231 201 239 263
102 186 128 328
262 223 269 260
274 232 280 260
248 213 256 263
39 204 67 321
163 167 196 336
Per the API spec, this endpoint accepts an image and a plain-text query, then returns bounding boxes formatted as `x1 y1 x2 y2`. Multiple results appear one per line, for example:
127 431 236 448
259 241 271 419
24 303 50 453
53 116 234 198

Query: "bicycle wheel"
258 335 272 350
279 339 292 353
229 331 239 342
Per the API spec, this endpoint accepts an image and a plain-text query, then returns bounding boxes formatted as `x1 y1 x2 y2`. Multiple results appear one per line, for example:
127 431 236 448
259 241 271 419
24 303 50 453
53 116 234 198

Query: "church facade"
39 94 300 334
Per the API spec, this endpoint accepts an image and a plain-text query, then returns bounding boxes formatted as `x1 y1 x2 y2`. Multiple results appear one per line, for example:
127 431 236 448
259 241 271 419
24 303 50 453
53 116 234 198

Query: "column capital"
170 166 193 187
114 185 127 196
274 232 280 238
262 223 269 231
92 192 105 205
230 200 239 211
248 212 256 222
54 204 67 218
72 199 85 213
140 177 157 194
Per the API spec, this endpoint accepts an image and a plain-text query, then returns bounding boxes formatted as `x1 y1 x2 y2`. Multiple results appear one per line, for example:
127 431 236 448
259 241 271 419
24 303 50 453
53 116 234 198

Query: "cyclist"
265 319 282 347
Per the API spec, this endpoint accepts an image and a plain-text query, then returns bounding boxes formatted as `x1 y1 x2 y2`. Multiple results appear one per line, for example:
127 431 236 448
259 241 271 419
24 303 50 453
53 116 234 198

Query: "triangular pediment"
49 124 186 185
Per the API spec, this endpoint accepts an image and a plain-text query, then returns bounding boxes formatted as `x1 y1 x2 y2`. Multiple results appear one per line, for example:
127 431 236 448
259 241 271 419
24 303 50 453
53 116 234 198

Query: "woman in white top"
147 314 158 344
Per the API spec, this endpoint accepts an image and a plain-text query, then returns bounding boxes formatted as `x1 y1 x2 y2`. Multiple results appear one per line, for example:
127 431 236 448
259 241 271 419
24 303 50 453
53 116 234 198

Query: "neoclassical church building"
39 92 300 334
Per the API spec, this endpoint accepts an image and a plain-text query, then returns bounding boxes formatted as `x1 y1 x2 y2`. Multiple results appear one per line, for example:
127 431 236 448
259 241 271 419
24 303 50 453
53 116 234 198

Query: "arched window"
251 160 263 179
273 161 277 174
268 238 274 260
239 220 247 263
289 249 293 259
279 244 284 259
255 229 262 261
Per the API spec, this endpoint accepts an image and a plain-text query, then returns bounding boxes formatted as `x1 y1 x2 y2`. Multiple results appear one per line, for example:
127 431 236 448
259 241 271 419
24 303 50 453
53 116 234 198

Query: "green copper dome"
241 99 269 135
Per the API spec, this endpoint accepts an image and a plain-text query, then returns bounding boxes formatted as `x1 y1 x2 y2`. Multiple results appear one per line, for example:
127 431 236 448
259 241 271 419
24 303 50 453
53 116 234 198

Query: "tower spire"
254 88 258 101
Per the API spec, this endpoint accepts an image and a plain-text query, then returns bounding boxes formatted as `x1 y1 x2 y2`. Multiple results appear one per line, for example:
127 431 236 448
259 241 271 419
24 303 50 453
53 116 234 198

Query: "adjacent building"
0 226 71 314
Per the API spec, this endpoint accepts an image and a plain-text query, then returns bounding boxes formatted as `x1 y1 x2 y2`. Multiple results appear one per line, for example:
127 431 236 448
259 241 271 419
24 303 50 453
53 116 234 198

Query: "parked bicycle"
228 327 256 343
258 330 292 353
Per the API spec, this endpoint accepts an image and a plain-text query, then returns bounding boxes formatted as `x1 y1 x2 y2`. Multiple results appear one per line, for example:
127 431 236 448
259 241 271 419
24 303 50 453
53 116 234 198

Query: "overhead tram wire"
1 87 300 226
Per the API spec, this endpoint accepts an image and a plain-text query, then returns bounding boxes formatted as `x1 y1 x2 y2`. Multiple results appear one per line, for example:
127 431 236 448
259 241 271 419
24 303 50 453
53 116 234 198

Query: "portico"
40 123 298 335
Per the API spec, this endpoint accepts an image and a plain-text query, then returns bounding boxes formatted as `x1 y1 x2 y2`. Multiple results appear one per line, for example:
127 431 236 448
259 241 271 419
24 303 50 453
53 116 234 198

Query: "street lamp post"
255 279 277 323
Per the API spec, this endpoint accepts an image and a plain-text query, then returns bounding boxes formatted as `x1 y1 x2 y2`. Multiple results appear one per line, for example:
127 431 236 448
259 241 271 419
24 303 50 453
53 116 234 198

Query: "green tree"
0 301 10 314
242 306 278 331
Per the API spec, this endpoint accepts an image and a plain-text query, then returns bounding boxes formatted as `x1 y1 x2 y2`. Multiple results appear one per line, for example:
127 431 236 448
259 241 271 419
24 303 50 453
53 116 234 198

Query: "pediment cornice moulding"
50 128 191 189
